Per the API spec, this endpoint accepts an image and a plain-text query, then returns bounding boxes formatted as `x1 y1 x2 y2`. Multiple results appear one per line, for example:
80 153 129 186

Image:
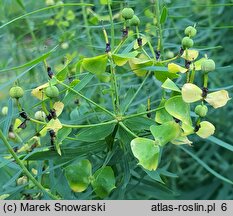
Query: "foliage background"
0 0 232 200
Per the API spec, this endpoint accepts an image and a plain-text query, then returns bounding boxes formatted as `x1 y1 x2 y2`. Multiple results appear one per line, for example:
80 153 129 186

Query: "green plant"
9 86 24 99
0 0 232 200
45 86 59 99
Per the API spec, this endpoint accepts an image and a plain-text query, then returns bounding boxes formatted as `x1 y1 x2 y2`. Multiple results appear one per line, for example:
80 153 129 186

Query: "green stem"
123 72 150 113
107 0 114 48
113 33 137 54
160 55 179 64
136 26 140 39
186 70 190 83
81 0 93 52
30 117 117 129
190 67 196 83
110 59 120 114
203 73 208 88
62 119 117 128
119 122 138 138
147 36 157 60
0 130 59 200
57 79 115 117
185 49 190 82
154 0 163 57
122 106 164 120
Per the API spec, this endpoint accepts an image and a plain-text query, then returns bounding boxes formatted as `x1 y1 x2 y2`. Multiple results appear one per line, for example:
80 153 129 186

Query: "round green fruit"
9 86 24 99
45 86 59 99
201 59 215 72
182 37 194 49
165 51 175 59
1 106 8 115
184 26 197 37
121 8 134 20
34 111 46 121
129 15 140 26
195 105 208 117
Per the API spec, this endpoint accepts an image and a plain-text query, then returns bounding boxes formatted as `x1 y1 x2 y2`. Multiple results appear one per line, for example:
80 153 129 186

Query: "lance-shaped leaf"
165 95 192 126
162 78 181 92
205 90 230 108
168 63 187 73
91 166 116 198
150 121 181 146
196 121 215 138
181 83 202 103
65 159 92 193
112 51 138 66
131 137 160 171
82 54 108 75
181 49 199 61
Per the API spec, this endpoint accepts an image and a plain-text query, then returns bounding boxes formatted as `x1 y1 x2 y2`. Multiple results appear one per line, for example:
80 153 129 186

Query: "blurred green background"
0 0 232 200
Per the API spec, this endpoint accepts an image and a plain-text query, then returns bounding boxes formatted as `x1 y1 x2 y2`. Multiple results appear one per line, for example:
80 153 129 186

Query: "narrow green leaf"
0 3 93 30
180 146 233 185
22 141 106 161
121 88 136 112
123 116 156 132
76 123 115 142
160 6 168 24
16 0 25 10
144 170 164 184
91 166 116 198
0 46 58 73
207 136 233 152
3 99 13 136
62 73 94 104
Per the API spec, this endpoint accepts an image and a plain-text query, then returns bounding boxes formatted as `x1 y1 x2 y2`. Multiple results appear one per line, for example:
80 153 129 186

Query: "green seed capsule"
165 51 175 59
34 111 46 121
184 26 197 37
9 86 24 99
182 36 194 49
45 86 59 99
121 8 134 20
1 106 8 115
195 105 208 117
129 15 140 26
201 59 215 72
